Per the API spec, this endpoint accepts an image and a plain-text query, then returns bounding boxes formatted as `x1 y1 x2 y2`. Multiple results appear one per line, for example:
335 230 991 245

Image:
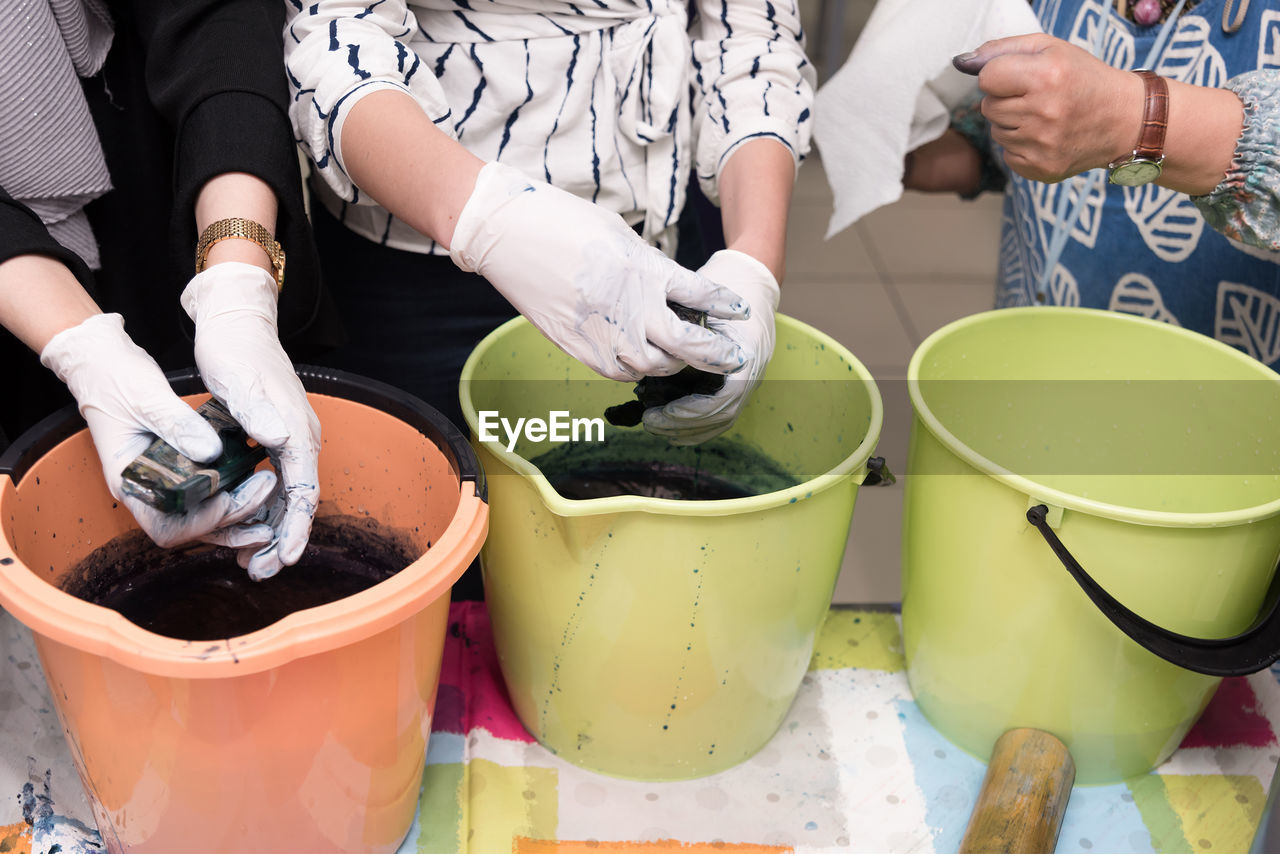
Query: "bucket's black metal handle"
1026 504 1280 677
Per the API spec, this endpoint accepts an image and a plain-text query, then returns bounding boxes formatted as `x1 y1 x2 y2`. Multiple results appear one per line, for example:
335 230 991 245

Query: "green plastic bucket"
903 307 1280 783
459 314 883 780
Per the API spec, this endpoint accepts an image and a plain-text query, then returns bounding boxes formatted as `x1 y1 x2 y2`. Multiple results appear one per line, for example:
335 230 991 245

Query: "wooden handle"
957 728 1076 854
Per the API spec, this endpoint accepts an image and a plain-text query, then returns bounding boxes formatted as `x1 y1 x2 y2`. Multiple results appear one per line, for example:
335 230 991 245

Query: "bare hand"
954 34 1142 184
903 129 984 195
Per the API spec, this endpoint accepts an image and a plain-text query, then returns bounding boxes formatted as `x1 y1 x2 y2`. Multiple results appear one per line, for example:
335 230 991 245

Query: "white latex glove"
40 312 278 548
450 161 750 381
642 250 779 445
181 262 321 580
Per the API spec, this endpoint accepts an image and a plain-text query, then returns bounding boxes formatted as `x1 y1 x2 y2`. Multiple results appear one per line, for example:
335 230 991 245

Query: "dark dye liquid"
545 463 757 501
61 516 418 641
531 431 800 501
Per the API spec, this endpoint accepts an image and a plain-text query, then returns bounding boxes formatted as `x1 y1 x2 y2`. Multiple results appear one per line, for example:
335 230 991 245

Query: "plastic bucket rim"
907 306 1280 528
0 487 485 678
0 374 489 679
459 313 884 518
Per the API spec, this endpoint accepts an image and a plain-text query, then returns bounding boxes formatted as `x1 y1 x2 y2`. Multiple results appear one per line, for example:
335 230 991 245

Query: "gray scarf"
0 0 113 269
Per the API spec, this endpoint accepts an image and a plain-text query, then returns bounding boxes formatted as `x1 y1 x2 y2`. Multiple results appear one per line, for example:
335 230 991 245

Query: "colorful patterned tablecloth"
3 603 1278 853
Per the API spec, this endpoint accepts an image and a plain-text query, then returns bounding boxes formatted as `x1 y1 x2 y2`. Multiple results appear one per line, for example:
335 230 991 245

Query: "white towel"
812 0 1042 238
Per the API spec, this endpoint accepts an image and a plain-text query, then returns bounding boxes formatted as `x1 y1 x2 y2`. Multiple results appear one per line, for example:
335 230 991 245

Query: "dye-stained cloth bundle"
0 0 113 268
812 0 1041 237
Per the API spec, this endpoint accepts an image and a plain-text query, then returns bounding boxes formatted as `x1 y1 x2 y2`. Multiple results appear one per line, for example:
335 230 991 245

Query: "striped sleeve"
283 0 453 203
1191 70 1280 253
689 0 815 204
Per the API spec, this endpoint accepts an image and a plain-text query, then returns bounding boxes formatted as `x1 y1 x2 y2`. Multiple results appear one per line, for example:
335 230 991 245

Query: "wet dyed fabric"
992 0 1280 369
2 603 1278 852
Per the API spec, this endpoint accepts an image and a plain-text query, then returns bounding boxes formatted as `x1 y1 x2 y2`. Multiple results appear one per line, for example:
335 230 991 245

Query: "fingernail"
952 51 984 75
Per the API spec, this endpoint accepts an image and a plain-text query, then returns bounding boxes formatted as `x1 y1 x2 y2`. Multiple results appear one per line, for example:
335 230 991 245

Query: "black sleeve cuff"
171 90 300 263
170 91 331 347
0 190 96 293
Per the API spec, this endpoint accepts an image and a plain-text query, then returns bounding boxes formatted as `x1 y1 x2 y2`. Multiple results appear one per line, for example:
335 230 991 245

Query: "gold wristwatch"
195 218 286 290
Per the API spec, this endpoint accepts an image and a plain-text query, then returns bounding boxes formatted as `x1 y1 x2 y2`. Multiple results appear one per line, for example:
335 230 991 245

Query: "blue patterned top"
982 0 1280 368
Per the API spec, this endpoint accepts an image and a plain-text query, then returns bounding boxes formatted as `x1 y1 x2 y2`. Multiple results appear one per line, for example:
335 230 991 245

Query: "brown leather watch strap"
1133 69 1169 161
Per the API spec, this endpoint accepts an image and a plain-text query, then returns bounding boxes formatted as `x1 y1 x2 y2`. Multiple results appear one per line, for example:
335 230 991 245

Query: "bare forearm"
718 139 795 283
1158 81 1243 196
339 89 485 248
195 172 279 273
0 255 102 352
1104 74 1243 195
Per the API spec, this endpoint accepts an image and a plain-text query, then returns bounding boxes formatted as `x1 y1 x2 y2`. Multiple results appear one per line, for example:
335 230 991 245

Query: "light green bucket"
903 307 1280 783
460 314 883 780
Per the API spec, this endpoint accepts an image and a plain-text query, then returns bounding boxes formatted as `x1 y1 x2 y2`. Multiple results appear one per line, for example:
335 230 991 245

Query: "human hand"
39 312 278 549
449 162 751 382
181 262 321 580
903 129 984 195
953 33 1143 184
642 250 778 445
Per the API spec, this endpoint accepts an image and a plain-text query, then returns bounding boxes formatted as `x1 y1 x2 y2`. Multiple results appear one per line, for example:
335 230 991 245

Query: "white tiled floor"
784 157 1004 604
784 0 1010 604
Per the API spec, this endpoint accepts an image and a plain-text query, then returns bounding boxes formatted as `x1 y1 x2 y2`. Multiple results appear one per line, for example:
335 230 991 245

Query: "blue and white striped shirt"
283 0 814 255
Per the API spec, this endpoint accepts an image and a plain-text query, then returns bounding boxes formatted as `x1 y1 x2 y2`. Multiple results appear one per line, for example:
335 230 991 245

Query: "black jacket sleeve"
0 186 96 292
120 0 340 351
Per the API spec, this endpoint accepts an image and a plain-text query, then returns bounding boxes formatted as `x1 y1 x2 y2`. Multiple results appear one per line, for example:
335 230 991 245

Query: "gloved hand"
450 161 750 381
40 312 278 548
181 262 321 580
642 250 779 445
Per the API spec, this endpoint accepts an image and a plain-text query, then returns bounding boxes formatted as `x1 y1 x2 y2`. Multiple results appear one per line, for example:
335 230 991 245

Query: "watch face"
1109 159 1163 186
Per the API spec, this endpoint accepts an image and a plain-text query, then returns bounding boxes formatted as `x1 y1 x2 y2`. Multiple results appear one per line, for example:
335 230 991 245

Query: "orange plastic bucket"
0 368 487 854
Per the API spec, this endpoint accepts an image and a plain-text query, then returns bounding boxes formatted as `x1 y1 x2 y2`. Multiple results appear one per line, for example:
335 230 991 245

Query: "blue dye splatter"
20 769 103 852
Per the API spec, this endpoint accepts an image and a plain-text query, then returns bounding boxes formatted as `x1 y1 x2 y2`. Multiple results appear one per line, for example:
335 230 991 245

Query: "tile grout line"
854 221 923 347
